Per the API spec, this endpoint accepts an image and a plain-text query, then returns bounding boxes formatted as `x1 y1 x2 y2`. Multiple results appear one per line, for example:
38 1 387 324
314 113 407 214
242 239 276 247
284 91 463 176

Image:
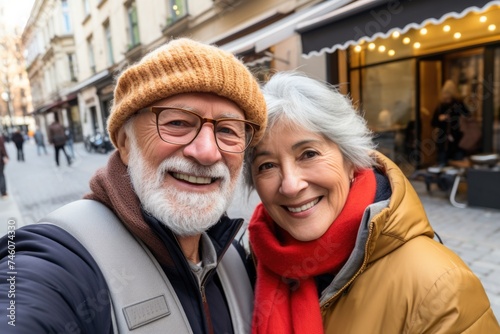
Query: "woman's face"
251 121 354 241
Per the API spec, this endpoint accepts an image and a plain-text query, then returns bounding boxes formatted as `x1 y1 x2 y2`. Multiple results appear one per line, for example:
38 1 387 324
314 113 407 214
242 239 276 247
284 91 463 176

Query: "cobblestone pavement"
1 140 499 319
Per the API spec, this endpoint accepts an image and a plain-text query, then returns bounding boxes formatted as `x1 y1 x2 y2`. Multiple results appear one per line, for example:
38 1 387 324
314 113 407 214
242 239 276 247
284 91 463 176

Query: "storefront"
298 0 500 172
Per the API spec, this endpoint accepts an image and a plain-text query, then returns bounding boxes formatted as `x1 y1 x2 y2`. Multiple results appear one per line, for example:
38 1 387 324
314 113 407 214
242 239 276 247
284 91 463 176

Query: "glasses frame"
150 106 261 153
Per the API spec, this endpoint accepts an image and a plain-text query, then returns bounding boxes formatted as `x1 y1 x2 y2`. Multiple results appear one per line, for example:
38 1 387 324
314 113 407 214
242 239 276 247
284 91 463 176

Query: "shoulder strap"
218 243 254 333
39 199 193 333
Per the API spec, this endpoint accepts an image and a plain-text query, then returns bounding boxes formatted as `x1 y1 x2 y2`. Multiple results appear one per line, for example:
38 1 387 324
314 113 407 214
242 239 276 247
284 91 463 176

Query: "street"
1 139 499 319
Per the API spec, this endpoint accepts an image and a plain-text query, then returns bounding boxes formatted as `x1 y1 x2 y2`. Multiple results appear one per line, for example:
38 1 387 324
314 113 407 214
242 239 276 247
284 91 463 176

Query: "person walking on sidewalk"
11 129 25 162
48 115 72 167
64 126 75 159
0 38 267 333
34 126 48 155
0 134 8 198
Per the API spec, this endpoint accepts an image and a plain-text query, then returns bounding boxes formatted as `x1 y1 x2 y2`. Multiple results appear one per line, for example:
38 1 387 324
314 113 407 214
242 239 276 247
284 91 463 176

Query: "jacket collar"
143 209 244 262
319 152 434 304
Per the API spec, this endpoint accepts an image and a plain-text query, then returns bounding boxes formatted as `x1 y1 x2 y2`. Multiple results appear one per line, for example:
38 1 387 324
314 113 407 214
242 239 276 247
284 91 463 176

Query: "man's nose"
183 125 222 165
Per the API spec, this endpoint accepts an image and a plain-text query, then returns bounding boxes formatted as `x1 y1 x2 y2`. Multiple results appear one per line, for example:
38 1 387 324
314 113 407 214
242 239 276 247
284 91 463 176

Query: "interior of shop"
346 4 500 173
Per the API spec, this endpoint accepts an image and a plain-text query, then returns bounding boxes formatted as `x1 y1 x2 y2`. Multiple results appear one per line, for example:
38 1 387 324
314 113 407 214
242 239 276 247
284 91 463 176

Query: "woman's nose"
279 167 308 197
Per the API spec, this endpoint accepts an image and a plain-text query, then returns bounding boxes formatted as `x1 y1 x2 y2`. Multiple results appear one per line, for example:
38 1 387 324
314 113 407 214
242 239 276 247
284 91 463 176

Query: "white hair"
245 71 376 189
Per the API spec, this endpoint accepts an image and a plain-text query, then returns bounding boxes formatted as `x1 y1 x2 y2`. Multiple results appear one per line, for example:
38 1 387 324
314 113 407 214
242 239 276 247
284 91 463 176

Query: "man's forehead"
147 93 246 118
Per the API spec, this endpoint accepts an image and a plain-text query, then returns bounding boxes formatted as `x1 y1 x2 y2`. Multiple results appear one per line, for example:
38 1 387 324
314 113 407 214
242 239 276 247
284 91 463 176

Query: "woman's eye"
257 162 274 171
302 150 318 159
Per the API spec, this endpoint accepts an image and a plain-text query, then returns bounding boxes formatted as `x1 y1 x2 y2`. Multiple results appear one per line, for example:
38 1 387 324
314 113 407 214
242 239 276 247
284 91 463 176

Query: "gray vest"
39 199 254 333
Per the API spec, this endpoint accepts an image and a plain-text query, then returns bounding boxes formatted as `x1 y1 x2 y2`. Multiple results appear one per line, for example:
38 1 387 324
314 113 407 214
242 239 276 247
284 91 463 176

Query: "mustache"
155 156 231 183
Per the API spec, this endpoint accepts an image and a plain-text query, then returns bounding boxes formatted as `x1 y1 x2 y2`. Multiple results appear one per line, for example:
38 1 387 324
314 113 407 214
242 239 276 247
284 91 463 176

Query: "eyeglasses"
150 107 260 153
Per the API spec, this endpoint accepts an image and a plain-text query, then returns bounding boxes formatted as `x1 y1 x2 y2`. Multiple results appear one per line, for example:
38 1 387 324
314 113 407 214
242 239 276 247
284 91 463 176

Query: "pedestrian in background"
245 71 499 333
431 80 470 166
0 134 8 198
48 115 72 167
11 129 25 162
34 126 48 155
65 126 75 159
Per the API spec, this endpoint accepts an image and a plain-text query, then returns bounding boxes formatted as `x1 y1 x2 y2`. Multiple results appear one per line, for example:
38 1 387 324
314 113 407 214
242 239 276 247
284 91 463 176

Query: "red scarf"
249 169 376 334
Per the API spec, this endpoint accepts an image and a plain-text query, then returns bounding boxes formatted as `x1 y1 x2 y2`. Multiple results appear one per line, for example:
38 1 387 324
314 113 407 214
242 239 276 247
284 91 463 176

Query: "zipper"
320 222 375 309
199 217 244 333
175 217 245 334
200 284 214 334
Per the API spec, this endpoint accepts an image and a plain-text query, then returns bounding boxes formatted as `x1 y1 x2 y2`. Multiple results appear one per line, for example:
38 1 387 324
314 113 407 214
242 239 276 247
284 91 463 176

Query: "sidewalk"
0 194 25 237
1 140 110 227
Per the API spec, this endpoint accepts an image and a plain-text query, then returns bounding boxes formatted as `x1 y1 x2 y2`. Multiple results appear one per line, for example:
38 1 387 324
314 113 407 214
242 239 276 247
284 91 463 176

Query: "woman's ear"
116 125 131 165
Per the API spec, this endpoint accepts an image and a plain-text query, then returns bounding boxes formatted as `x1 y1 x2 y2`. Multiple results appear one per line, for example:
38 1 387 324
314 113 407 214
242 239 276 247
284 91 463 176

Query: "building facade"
23 0 329 143
22 0 500 172
23 0 78 140
0 2 34 137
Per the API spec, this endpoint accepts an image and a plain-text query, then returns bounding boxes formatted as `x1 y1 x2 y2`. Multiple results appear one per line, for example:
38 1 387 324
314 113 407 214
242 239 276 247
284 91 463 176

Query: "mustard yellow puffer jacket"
321 153 500 333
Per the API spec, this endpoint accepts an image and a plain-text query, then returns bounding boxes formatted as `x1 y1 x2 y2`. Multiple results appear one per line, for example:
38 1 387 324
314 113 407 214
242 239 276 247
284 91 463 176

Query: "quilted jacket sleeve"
0 224 112 333
409 265 500 333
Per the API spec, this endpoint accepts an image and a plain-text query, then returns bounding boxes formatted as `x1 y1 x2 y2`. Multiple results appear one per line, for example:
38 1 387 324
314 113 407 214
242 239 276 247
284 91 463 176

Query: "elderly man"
0 38 266 333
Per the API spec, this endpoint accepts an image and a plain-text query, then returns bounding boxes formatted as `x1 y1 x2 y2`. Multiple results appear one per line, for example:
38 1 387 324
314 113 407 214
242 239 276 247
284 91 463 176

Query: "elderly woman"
245 72 499 334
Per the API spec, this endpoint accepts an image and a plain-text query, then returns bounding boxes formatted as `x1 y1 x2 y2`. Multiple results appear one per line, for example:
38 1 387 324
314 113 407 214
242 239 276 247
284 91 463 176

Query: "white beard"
127 136 242 236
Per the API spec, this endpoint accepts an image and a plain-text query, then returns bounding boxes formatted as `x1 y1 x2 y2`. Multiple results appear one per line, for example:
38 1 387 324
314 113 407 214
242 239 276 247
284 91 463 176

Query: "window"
83 0 90 16
68 53 77 81
351 59 416 169
87 37 96 74
127 2 140 48
62 0 72 33
168 0 187 24
103 21 114 65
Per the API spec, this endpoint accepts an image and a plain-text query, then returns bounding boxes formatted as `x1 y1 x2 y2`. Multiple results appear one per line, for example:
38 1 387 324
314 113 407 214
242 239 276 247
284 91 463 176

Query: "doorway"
418 48 484 167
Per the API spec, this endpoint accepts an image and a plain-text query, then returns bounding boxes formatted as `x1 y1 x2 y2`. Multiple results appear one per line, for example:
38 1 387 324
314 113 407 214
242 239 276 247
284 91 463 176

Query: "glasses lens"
155 108 255 153
215 120 254 153
157 108 200 145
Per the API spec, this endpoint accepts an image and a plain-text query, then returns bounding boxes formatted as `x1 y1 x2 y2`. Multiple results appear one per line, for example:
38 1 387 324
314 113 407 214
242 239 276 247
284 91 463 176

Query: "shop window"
444 51 484 122
352 59 416 171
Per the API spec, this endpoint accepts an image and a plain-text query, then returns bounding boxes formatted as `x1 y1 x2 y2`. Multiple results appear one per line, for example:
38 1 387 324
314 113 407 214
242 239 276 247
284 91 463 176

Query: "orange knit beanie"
107 38 267 148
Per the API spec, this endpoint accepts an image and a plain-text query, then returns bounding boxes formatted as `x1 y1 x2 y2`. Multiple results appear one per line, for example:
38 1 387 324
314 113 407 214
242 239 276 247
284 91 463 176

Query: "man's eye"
168 120 185 127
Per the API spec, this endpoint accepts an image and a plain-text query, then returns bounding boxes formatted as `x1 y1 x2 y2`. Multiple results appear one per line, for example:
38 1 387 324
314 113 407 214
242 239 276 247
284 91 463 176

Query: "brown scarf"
83 151 173 266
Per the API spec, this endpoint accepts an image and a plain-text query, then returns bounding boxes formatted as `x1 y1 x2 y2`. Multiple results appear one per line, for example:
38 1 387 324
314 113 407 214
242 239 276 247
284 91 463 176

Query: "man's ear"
116 125 131 165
